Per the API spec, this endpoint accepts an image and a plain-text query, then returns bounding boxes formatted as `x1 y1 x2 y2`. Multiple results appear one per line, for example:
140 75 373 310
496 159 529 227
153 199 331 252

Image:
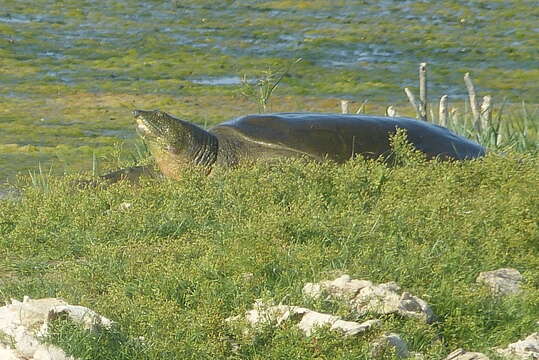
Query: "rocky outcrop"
444 348 489 360
497 332 539 359
303 275 373 301
371 333 410 358
0 297 113 360
228 276 436 358
476 268 523 296
227 299 381 337
229 274 536 359
303 275 435 323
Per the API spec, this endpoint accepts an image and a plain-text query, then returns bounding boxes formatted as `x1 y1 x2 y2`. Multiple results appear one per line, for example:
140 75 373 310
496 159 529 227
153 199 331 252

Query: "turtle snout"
133 109 162 120
133 110 151 135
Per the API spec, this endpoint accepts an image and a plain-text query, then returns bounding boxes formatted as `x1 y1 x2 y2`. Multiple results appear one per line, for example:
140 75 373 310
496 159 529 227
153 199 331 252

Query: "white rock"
0 297 114 360
304 276 434 323
244 305 296 326
297 312 380 337
497 332 539 359
331 319 381 336
242 300 309 326
372 333 410 358
46 305 114 331
303 275 372 300
33 346 72 360
0 343 20 360
302 283 324 299
0 298 67 340
329 275 373 299
228 300 380 337
445 348 490 360
477 268 523 296
353 282 435 323
297 311 339 336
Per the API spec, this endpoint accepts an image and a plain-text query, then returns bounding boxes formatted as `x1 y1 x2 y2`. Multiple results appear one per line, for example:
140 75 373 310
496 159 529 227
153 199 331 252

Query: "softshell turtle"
102 110 485 182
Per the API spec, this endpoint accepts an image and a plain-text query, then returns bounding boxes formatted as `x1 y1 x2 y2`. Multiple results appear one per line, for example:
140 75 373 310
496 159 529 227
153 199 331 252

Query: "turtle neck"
187 123 219 168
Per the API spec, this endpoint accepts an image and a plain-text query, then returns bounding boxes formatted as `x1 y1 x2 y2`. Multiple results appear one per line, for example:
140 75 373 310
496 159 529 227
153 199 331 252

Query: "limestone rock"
46 304 114 331
477 268 523 296
304 275 435 323
331 319 381 337
297 311 339 336
0 297 113 360
303 274 372 300
228 300 380 337
371 333 410 358
0 343 20 360
497 332 539 359
297 312 380 337
236 300 308 327
445 348 489 360
353 282 435 323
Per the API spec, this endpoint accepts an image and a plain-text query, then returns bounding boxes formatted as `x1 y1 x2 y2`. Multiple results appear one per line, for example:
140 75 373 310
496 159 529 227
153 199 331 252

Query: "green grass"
1 142 538 359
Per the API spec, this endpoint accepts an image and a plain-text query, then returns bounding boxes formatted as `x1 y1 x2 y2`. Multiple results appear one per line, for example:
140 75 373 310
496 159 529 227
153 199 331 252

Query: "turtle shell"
209 113 484 163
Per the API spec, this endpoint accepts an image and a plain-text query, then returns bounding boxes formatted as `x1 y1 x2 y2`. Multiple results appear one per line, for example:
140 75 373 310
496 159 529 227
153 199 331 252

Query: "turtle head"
133 109 190 148
132 109 217 178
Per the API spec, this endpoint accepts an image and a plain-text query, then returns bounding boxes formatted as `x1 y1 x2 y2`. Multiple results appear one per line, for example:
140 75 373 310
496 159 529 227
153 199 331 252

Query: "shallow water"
0 0 538 180
190 76 244 85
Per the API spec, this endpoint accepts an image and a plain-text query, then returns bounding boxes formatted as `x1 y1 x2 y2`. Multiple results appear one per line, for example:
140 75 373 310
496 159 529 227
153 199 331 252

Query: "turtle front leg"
75 165 159 188
100 164 159 183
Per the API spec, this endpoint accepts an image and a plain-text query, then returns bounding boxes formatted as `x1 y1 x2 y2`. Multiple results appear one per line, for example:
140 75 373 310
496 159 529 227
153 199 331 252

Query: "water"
190 76 244 85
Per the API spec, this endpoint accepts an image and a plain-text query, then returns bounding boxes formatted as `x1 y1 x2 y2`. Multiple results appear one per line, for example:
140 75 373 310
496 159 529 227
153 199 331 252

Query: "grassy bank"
1 1 538 358
1 147 538 359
